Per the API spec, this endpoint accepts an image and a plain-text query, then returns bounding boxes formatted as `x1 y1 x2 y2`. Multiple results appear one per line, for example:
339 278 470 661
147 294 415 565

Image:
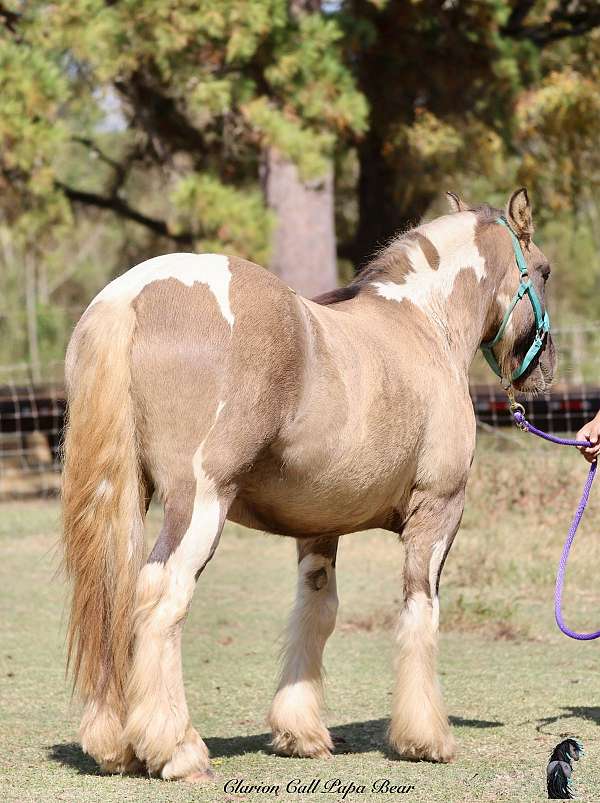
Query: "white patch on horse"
134 396 226 627
428 539 448 629
268 551 337 756
428 539 447 599
431 596 440 631
399 592 431 633
166 399 226 592
89 253 235 327
372 212 486 312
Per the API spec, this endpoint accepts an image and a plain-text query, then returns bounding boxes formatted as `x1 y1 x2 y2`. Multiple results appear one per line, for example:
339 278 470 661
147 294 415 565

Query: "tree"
0 0 367 295
340 0 600 266
264 0 340 296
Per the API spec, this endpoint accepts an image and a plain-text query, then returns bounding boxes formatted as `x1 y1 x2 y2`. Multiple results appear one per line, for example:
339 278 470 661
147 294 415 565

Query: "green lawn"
2 435 600 801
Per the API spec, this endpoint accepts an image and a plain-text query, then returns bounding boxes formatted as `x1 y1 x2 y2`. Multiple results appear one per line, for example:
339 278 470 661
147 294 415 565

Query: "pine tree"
0 0 367 294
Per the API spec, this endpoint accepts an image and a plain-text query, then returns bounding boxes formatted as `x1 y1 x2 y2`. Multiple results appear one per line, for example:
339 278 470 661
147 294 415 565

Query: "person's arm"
576 411 600 463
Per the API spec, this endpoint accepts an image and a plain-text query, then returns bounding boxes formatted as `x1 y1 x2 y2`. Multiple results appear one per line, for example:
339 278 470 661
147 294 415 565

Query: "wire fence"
0 362 64 498
1 324 600 498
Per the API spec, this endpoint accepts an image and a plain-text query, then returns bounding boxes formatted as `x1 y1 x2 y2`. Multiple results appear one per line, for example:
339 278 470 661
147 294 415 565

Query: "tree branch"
72 136 145 196
502 0 600 45
114 74 209 163
72 137 124 175
504 0 537 35
0 3 20 33
55 181 195 245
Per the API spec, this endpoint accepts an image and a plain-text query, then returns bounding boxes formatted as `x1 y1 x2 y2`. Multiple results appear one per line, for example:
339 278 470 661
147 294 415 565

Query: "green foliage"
243 97 336 178
2 0 366 236
1 0 600 367
170 174 273 263
0 0 367 363
517 67 600 211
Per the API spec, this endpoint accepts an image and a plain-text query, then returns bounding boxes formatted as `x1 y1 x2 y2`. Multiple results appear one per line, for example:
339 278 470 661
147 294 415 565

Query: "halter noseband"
480 216 550 382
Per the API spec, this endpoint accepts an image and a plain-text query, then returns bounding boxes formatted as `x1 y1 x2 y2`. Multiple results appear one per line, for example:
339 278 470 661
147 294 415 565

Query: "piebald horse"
62 189 556 781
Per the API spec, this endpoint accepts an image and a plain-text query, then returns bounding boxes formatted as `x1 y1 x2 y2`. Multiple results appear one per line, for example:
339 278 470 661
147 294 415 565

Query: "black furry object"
547 739 584 799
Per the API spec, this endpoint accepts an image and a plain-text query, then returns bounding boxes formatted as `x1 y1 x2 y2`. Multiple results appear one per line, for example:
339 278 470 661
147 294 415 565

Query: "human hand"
576 413 600 463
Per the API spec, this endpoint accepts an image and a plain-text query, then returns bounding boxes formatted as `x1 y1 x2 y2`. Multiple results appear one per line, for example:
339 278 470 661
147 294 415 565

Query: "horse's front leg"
389 490 465 763
268 536 339 758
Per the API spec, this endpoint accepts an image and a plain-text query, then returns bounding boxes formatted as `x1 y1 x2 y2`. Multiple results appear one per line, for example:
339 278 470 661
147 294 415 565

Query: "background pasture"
2 435 600 802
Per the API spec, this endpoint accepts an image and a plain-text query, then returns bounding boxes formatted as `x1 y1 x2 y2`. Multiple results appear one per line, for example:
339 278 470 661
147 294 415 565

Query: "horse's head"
449 188 556 393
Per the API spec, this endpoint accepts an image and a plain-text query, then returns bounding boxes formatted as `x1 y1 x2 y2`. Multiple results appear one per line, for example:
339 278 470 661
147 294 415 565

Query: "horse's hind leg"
268 536 339 758
123 479 230 781
388 491 464 763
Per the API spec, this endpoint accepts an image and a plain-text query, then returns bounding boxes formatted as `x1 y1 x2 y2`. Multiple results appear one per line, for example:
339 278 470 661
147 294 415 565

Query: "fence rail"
2 329 600 498
2 381 600 499
0 362 64 497
471 385 600 432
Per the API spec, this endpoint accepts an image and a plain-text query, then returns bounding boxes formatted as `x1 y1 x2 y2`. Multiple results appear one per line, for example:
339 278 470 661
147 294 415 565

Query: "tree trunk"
265 148 337 297
353 137 435 268
348 0 438 269
25 255 41 383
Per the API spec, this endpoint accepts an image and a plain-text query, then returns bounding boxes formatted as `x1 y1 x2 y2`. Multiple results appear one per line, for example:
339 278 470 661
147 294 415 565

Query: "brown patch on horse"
201 258 307 484
411 233 440 270
298 536 339 567
305 567 328 591
147 489 195 563
131 277 227 506
473 214 520 344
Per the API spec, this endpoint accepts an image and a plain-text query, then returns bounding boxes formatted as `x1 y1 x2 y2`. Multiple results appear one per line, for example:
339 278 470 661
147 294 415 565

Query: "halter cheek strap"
480 217 550 382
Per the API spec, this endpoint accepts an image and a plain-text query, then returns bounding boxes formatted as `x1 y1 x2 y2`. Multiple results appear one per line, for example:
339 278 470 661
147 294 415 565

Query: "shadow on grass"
450 716 504 729
534 706 600 734
206 716 503 759
205 720 388 758
48 716 504 774
48 743 102 776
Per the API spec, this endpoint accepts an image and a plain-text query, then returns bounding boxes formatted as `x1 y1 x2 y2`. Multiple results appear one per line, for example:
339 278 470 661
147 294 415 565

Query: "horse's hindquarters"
129 262 306 501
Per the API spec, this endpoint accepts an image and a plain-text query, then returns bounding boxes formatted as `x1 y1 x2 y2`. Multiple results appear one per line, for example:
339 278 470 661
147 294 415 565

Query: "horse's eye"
540 263 551 280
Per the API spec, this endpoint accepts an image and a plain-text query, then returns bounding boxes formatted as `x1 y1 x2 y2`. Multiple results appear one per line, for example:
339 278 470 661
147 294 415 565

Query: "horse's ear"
446 191 467 213
506 188 534 243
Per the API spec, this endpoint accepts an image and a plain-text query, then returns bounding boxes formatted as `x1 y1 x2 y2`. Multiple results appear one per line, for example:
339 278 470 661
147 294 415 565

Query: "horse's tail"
62 299 145 713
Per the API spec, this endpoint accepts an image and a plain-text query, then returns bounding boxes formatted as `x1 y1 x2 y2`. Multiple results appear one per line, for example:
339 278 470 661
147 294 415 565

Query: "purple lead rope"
513 410 600 640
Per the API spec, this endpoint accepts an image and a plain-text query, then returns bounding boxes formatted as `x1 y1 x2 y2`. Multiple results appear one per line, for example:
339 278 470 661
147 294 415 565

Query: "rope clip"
503 382 526 423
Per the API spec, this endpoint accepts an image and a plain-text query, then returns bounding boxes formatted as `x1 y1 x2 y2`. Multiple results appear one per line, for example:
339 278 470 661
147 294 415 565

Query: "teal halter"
481 217 550 382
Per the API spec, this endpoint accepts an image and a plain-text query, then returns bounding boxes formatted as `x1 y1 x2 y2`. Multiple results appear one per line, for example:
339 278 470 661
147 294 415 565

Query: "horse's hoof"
160 727 211 780
122 756 146 775
99 746 144 775
270 730 333 759
390 733 457 764
183 769 216 783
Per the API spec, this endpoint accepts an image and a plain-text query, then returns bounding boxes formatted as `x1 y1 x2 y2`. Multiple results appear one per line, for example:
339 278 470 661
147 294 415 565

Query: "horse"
62 188 556 782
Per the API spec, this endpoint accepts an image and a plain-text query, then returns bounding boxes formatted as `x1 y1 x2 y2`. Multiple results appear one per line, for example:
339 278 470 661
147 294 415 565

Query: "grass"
2 434 600 801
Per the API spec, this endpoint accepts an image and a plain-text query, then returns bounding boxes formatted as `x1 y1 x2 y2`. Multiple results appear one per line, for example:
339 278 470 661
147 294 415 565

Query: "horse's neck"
369 213 498 371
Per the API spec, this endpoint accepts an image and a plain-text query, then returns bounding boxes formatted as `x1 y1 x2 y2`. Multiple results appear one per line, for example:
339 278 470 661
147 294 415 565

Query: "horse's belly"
230 452 413 536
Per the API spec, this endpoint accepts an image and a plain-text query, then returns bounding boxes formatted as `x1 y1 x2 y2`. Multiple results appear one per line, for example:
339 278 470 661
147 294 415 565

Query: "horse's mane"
311 231 413 306
312 203 502 307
